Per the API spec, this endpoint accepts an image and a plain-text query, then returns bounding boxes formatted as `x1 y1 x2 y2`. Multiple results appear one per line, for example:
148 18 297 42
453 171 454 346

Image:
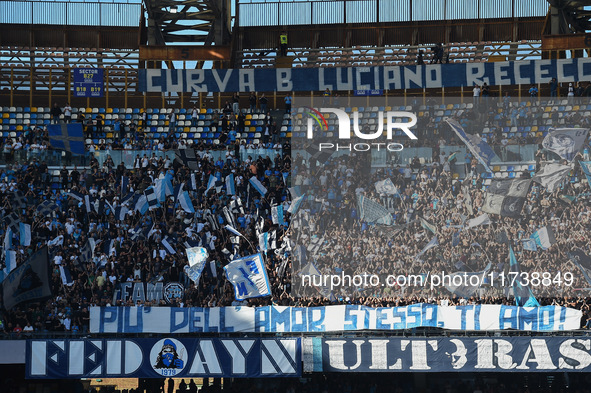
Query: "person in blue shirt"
284 95 292 114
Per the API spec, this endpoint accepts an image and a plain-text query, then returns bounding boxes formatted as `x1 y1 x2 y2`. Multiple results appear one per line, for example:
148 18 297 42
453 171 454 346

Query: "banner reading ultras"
303 337 591 373
138 59 591 92
90 305 582 333
26 338 301 379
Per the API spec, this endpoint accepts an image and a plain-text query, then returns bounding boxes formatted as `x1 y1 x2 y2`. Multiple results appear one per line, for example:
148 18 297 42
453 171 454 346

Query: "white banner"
90 304 581 333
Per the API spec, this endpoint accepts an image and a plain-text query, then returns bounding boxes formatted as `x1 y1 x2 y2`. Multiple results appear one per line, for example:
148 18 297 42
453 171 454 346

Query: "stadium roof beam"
144 0 231 48
547 0 591 34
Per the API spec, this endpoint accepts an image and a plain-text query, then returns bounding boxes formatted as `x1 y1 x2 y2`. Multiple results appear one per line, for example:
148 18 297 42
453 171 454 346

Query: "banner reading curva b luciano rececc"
26 338 301 379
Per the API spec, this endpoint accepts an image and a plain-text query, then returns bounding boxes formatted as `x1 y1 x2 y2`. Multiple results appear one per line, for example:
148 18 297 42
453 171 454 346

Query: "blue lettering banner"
90 304 581 334
26 338 301 379
138 59 591 93
305 337 591 372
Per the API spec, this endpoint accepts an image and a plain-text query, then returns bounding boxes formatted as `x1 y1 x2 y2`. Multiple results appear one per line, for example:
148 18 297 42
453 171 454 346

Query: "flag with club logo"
375 178 398 195
568 248 591 287
522 238 538 252
357 194 394 225
225 174 236 195
249 176 267 196
530 226 556 250
271 204 285 225
47 123 85 155
542 128 589 161
482 178 531 217
509 246 540 307
532 163 572 192
2 247 52 310
223 253 271 300
19 222 31 247
445 118 498 173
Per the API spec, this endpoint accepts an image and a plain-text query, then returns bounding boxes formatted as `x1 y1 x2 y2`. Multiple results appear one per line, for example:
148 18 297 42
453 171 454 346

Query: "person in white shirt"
473 84 481 106
63 103 72 123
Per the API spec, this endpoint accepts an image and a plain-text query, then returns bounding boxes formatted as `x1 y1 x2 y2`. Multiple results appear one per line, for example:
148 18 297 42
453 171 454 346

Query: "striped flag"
66 191 84 202
114 206 129 221
258 231 276 252
225 174 236 195
531 226 556 250
121 175 129 196
134 195 149 215
59 265 74 287
84 195 92 213
144 187 159 210
161 236 176 254
249 177 267 196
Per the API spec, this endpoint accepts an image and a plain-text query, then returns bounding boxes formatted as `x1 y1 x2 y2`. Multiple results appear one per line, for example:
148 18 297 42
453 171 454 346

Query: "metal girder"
144 0 230 46
547 0 591 34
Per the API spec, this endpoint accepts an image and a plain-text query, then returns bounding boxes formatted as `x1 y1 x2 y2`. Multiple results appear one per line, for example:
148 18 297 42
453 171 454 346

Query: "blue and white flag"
542 128 589 161
154 178 167 203
184 247 209 285
568 248 591 286
144 187 159 210
509 246 540 307
134 194 149 215
5 250 17 275
522 238 538 252
19 222 31 247
47 123 85 155
223 253 271 300
445 118 498 173
120 175 129 196
224 225 244 238
375 178 398 195
48 235 64 248
258 231 276 252
178 191 195 213
288 194 305 215
161 236 176 255
531 226 556 250
59 265 74 287
4 227 13 252
249 177 267 196
532 163 572 192
466 213 491 229
84 195 92 213
225 174 236 195
67 191 84 202
271 204 284 225
114 206 128 221
205 174 217 194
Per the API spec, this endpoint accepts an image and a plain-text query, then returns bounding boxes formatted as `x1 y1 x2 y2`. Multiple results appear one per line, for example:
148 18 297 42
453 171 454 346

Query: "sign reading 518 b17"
73 68 104 97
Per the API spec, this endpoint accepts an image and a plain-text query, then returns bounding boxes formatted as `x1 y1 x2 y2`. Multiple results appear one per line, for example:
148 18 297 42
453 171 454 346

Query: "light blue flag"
225 174 236 195
249 176 267 196
19 222 31 247
509 246 540 307
271 204 284 225
531 226 556 250
522 238 538 252
134 194 149 215
206 174 217 194
288 193 305 215
223 253 271 300
59 265 74 286
0 250 17 284
185 247 209 286
178 191 195 213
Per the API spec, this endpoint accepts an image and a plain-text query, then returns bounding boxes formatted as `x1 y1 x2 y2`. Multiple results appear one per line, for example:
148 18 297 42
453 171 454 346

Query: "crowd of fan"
2 99 591 337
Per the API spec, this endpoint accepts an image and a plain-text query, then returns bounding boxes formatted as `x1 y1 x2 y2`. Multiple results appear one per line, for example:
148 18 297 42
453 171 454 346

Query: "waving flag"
144 187 159 210
357 194 393 225
175 149 199 170
19 222 31 247
134 194 149 215
466 213 491 229
542 128 589 161
482 179 531 217
271 204 284 225
568 248 591 287
59 265 74 287
509 246 539 307
225 174 236 195
205 174 217 194
249 177 267 196
445 118 498 173
444 263 491 298
375 178 398 195
532 163 572 192
2 247 52 310
581 161 591 187
223 253 271 300
184 247 208 285
47 123 85 155
531 226 556 250
288 194 305 215
178 191 195 213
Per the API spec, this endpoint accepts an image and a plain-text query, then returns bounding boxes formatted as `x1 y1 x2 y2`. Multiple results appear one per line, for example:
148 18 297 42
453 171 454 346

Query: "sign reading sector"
73 68 104 97
138 58 591 93
90 304 582 333
26 338 301 379
307 337 591 372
